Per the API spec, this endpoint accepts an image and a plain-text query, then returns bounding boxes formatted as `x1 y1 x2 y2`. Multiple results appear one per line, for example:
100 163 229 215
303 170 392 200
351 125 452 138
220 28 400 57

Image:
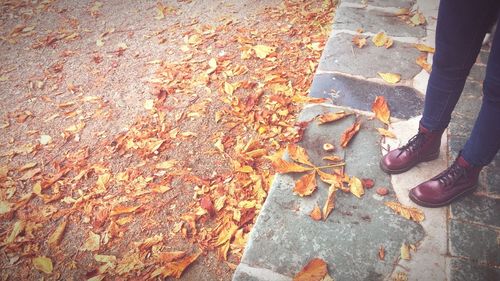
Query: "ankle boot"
380 124 444 174
409 155 482 207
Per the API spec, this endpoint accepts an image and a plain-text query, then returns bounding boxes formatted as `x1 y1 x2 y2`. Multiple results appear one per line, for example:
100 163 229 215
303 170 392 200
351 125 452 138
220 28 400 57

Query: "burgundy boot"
380 125 445 174
409 155 482 208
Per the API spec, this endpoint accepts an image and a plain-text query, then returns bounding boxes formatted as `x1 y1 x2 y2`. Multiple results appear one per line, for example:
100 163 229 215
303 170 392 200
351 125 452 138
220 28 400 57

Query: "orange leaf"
317 111 351 124
378 246 385 260
293 258 328 281
288 144 314 167
384 201 425 222
110 205 141 216
310 205 322 221
377 128 396 138
293 172 317 197
415 43 435 53
48 220 67 248
158 251 187 263
152 251 201 279
340 121 361 148
371 96 391 124
416 54 432 73
322 184 337 220
352 35 367 48
272 159 314 174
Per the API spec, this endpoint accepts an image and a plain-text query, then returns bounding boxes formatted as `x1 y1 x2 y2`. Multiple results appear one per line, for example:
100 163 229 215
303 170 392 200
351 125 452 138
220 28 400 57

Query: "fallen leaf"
4 220 25 244
110 205 141 216
310 205 322 221
288 144 314 167
377 128 396 138
340 121 361 148
152 251 201 278
293 258 328 281
33 256 53 274
81 231 100 251
317 111 351 124
40 135 52 145
372 32 393 48
379 246 385 260
207 58 217 74
372 96 391 124
322 184 337 220
293 172 317 197
155 160 177 170
352 35 367 48
415 43 435 53
158 251 187 263
400 242 411 260
200 195 215 217
272 159 314 173
144 99 155 110
0 200 12 215
385 201 425 222
361 178 374 189
48 220 67 248
224 81 234 95
18 162 37 172
378 72 401 84
349 176 364 198
416 54 432 73
410 11 426 26
322 155 342 162
253 44 276 59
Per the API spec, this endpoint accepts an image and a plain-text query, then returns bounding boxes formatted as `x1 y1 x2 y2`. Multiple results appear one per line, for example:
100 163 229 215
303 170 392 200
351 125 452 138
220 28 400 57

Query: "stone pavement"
234 0 500 280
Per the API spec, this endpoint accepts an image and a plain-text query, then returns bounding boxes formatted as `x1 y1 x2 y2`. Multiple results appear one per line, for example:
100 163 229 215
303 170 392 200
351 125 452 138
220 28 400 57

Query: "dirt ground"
0 0 334 280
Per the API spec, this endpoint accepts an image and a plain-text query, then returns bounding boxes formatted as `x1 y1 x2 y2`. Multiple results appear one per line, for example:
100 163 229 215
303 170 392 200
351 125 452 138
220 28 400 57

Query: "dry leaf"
372 32 393 48
352 35 367 48
415 43 435 53
416 54 432 73
152 251 201 278
310 205 322 221
377 128 396 138
158 251 187 263
110 205 141 216
340 121 361 148
322 184 337 220
155 160 177 170
361 178 374 189
293 172 317 197
207 58 217 74
322 155 342 162
293 258 328 281
378 72 401 84
48 220 67 248
372 96 391 124
0 200 12 215
378 246 385 260
144 99 154 110
253 44 275 59
410 11 426 26
385 201 425 222
400 242 411 260
224 82 234 95
40 135 52 145
33 256 53 274
349 176 364 198
288 144 314 167
81 231 100 251
317 111 351 124
272 159 314 173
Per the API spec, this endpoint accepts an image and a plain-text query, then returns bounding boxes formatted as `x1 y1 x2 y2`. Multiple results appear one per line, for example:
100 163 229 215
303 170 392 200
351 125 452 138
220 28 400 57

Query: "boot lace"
397 132 426 157
435 162 465 186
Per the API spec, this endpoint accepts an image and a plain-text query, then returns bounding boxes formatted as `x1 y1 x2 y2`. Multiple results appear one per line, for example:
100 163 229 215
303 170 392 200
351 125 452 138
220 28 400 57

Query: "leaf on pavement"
317 111 351 124
385 201 425 222
352 35 367 48
400 242 411 260
310 204 322 221
416 54 431 73
288 144 314 167
158 251 187 263
410 11 426 26
48 220 67 248
372 32 393 48
377 72 401 84
379 245 385 260
151 251 201 279
377 128 396 138
293 172 317 197
340 120 361 148
372 96 391 124
349 176 364 198
33 256 53 274
322 184 337 220
415 43 435 53
81 231 100 251
293 258 328 281
272 159 314 173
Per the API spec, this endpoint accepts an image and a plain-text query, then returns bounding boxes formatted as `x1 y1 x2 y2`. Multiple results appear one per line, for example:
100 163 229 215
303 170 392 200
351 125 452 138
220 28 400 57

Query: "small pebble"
376 187 389 196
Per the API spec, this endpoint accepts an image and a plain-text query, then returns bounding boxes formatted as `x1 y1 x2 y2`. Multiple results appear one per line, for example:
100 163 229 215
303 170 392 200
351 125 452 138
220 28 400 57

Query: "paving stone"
478 50 490 65
334 6 426 38
318 33 422 79
449 258 500 281
449 219 500 265
468 64 486 83
484 153 500 196
310 73 423 119
236 105 425 281
451 195 500 228
343 0 416 9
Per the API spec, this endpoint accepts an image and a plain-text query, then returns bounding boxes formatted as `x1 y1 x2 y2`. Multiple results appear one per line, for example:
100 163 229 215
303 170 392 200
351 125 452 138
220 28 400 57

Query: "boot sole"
379 152 440 175
408 185 477 208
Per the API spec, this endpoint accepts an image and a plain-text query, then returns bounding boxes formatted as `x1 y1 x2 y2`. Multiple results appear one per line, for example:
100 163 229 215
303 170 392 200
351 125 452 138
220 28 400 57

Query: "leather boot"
409 155 482 208
380 124 444 174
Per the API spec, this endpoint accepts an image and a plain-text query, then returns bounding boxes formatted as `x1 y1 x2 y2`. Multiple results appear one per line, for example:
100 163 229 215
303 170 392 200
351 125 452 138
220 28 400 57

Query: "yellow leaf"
288 144 314 167
317 111 351 124
272 159 314 174
207 58 217 74
415 43 435 53
416 54 432 73
253 44 276 59
5 220 25 244
81 231 100 251
378 72 401 84
349 176 364 198
33 256 53 274
65 122 85 133
372 32 392 48
310 204 322 221
316 169 342 186
0 200 12 215
352 35 367 48
152 251 201 278
400 242 411 260
293 172 317 197
224 82 234 95
377 128 396 138
322 155 343 162
385 201 425 222
110 205 141 216
372 96 391 124
48 220 67 248
155 160 177 170
340 121 361 148
410 11 426 26
293 258 328 281
322 184 337 220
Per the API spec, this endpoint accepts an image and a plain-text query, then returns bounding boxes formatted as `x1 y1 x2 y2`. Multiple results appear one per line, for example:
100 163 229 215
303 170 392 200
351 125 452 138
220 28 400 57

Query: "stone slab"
449 258 500 281
309 73 424 119
318 33 423 79
468 64 486 83
450 195 500 228
484 153 500 196
343 0 416 9
334 6 426 38
235 105 425 281
449 220 500 265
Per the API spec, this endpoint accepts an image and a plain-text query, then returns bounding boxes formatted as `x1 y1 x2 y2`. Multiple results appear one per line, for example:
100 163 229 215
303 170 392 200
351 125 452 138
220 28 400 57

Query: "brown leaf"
81 231 100 252
378 246 385 260
272 159 314 173
293 258 328 281
293 172 317 197
385 201 425 222
377 72 401 84
415 43 435 53
310 205 322 221
200 195 215 217
352 35 367 48
110 205 141 216
48 220 67 248
349 176 364 198
152 251 201 279
340 121 361 148
288 144 314 167
158 251 187 263
416 54 432 73
317 111 351 124
372 96 391 124
322 155 342 162
33 256 53 274
322 184 337 220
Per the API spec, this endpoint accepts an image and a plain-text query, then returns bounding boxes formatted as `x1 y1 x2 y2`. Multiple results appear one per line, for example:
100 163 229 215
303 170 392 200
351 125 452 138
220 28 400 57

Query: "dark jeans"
420 0 500 166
